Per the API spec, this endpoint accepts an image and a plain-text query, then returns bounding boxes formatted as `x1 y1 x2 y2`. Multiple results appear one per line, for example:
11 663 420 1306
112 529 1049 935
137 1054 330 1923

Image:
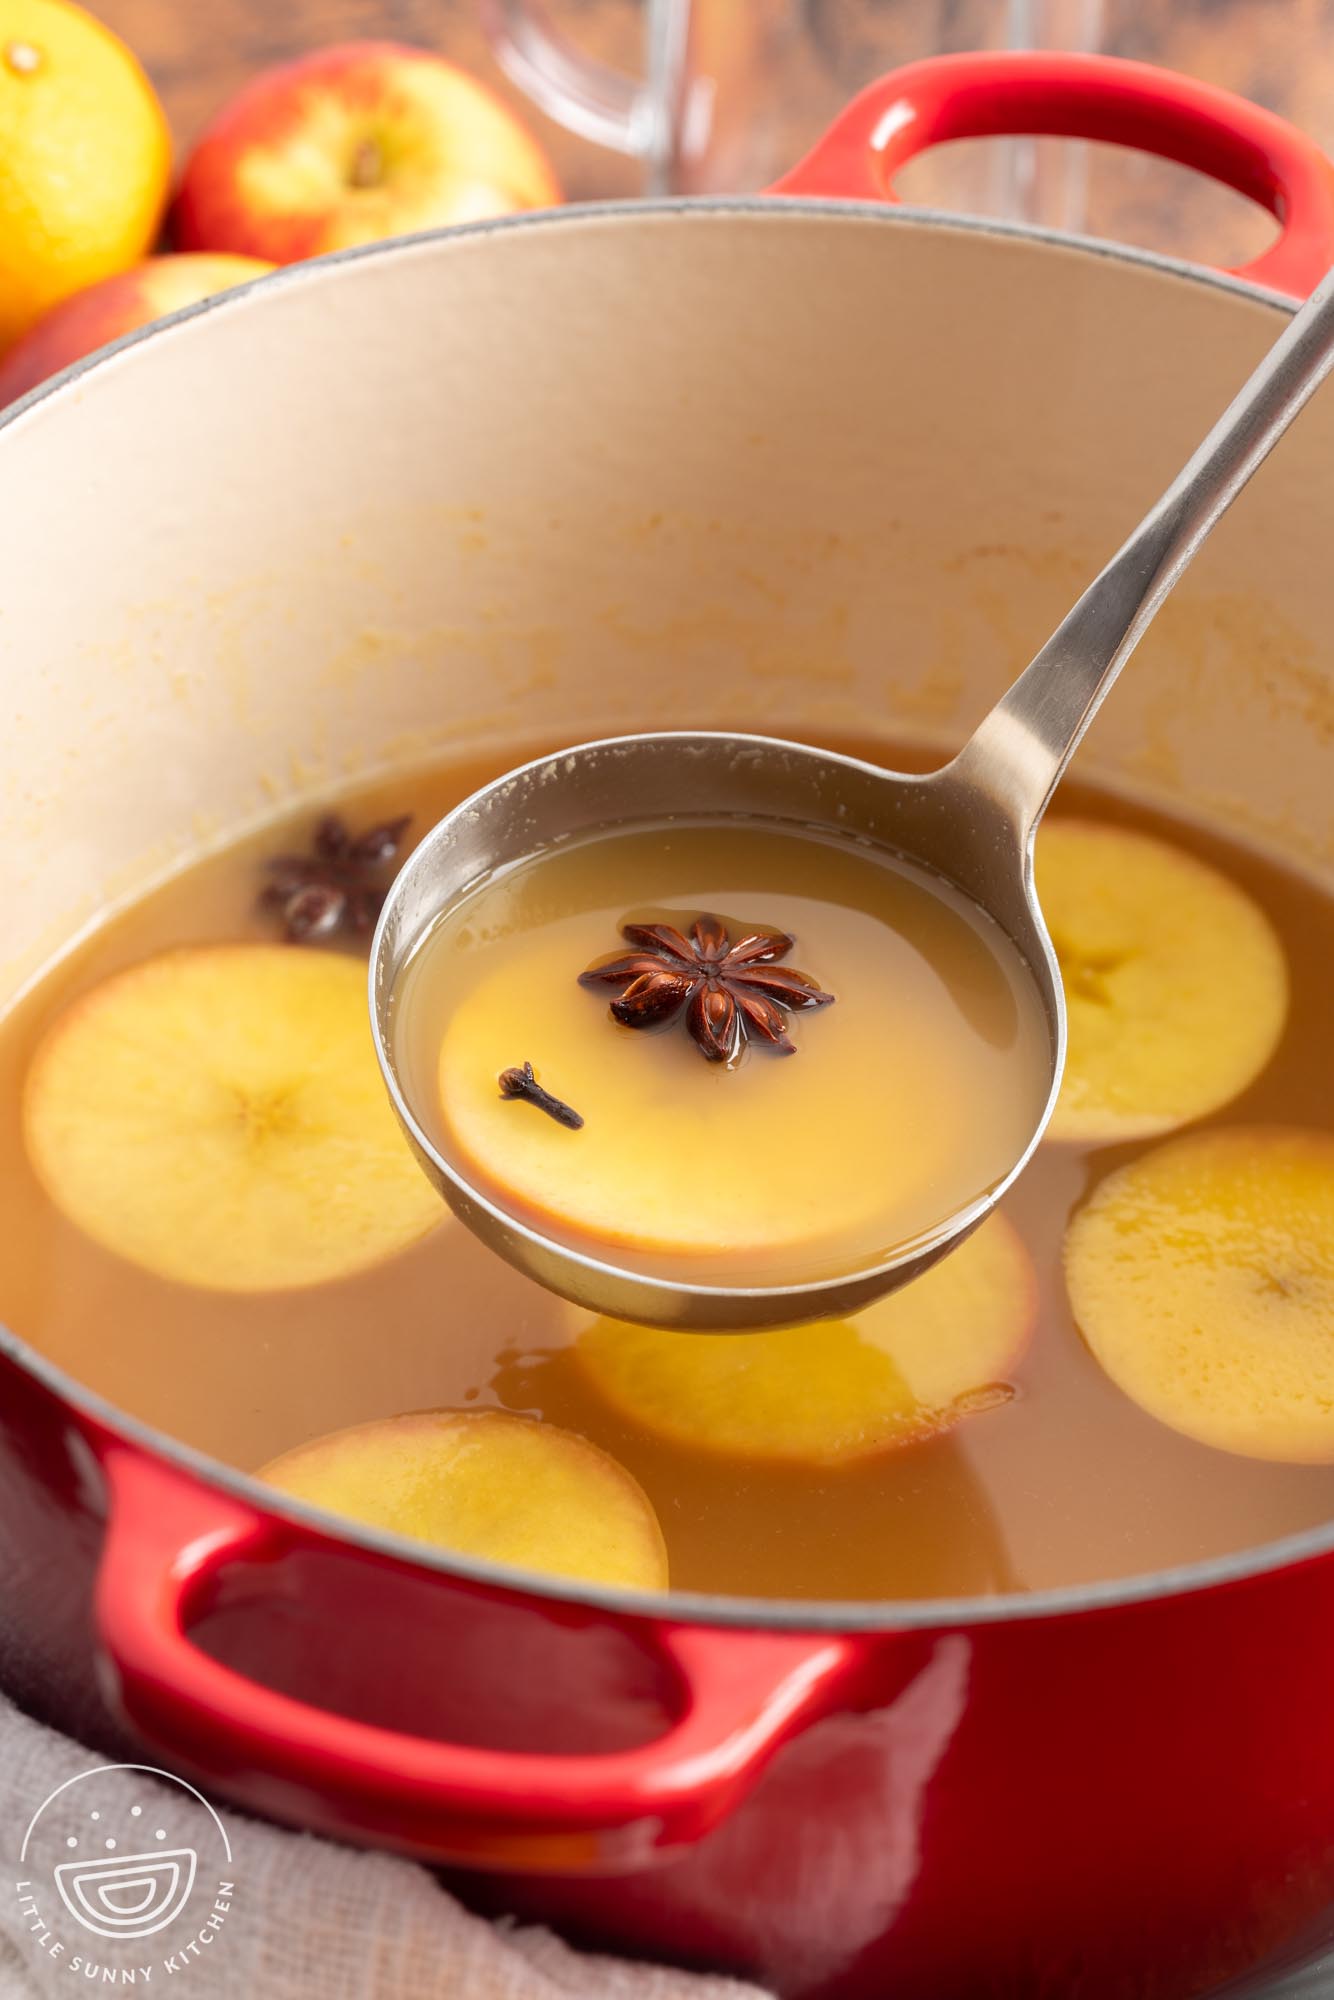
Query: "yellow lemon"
0 0 170 350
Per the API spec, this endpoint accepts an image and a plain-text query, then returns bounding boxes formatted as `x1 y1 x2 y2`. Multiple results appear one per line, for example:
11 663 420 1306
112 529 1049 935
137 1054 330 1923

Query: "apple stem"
348 137 384 190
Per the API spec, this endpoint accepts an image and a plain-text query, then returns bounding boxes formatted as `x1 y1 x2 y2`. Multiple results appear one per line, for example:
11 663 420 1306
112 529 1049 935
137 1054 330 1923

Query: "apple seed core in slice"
1065 1126 1334 1461
24 944 441 1292
1036 820 1288 1143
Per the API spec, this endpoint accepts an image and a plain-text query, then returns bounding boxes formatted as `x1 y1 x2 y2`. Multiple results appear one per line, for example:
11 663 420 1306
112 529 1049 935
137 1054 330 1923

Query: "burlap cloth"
0 1686 773 1999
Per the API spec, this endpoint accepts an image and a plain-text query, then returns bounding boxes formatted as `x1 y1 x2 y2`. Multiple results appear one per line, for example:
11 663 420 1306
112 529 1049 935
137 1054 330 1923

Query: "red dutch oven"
3 53 1334 2000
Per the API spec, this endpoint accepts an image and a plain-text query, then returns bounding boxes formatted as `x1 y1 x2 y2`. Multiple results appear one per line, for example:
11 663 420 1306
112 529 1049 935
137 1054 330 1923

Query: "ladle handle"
951 264 1334 845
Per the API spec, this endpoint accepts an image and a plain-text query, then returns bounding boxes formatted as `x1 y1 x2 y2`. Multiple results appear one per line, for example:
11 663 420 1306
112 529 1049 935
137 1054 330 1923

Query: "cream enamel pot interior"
4 54 1334 2000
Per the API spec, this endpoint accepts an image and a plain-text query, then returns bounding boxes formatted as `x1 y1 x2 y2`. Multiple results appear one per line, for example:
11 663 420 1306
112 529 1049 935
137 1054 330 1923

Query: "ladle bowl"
371 728 1065 1328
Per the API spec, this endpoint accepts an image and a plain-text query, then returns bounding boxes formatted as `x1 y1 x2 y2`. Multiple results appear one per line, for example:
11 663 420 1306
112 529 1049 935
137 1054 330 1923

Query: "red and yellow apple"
174 41 561 265
0 253 272 404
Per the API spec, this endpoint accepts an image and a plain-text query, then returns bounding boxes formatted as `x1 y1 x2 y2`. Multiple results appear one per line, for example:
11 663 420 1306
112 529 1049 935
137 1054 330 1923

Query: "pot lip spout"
4 1313 1331 1632
0 196 1297 445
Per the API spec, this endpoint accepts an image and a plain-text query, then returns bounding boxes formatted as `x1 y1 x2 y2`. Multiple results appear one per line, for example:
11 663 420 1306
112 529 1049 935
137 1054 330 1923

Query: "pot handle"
92 1445 856 1869
769 51 1334 299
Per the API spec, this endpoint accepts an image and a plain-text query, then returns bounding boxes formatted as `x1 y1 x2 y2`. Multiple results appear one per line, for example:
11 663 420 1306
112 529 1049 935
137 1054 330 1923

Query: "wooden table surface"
93 0 1334 268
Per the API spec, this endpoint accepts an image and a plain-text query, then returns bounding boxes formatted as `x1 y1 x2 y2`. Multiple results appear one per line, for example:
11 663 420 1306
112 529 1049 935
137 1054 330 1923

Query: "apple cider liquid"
3 737 1334 1602
390 819 1052 1289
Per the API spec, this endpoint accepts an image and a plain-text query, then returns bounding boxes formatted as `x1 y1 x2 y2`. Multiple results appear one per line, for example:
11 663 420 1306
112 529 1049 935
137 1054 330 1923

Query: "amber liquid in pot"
3 737 1334 1603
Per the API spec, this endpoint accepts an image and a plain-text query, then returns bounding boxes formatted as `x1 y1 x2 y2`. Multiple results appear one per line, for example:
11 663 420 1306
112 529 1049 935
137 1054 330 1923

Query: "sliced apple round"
1065 1126 1334 1461
23 944 441 1292
573 1214 1035 1467
1035 819 1288 1144
258 1408 669 1591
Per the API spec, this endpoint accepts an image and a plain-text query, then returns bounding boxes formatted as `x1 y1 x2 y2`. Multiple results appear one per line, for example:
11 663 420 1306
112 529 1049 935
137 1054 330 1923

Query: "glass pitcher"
479 0 1104 222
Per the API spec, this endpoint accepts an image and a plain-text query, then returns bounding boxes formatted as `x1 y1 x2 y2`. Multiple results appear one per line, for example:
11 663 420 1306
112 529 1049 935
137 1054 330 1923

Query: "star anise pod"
259 811 412 944
580 913 834 1064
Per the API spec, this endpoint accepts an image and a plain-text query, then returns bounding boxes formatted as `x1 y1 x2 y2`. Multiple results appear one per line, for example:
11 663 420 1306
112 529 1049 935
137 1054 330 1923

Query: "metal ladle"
372 268 1334 1331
